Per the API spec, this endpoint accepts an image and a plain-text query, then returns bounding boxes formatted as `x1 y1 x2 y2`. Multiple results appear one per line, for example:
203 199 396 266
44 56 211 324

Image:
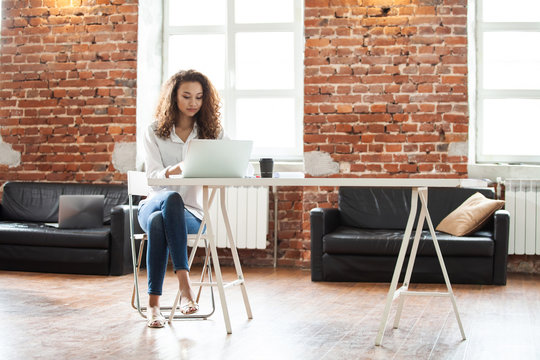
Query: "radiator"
505 179 540 255
206 186 269 249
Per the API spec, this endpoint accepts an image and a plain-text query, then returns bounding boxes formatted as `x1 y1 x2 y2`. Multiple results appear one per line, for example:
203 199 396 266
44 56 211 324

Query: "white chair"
128 171 216 322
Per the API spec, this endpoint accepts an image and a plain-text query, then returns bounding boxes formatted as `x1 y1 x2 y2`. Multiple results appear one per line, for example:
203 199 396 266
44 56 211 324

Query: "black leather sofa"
0 182 137 276
310 187 509 285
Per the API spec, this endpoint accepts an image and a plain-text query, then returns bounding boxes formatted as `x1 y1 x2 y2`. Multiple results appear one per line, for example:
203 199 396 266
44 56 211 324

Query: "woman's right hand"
165 162 183 177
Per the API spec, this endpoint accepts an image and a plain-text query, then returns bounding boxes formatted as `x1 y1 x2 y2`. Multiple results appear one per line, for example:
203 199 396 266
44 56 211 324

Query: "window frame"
475 0 540 164
162 0 304 161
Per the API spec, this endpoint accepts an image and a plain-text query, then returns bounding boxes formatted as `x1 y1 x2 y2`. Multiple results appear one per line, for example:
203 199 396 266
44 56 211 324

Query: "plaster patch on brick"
339 162 350 174
112 142 136 173
448 141 468 157
304 151 339 176
0 141 21 167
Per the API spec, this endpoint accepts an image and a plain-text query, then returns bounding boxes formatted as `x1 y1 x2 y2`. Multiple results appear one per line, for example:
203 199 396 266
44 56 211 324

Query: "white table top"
147 176 487 188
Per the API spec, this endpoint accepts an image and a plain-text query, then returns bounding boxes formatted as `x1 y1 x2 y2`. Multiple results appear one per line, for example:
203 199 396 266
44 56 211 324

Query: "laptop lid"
56 195 104 229
182 139 253 178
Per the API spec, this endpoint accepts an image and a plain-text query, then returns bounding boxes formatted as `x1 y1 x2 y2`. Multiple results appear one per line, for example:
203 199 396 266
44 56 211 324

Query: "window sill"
468 163 540 181
250 161 304 174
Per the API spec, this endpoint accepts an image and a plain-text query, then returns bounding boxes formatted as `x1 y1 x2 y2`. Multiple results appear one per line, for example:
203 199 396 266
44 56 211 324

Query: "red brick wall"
304 0 468 176
0 0 138 184
0 0 471 268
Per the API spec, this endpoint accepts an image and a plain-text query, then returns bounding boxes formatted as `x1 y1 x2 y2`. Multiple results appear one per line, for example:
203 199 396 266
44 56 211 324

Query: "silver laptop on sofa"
45 195 104 229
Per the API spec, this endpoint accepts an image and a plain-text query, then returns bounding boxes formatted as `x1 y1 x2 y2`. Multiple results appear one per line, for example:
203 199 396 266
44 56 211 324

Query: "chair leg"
167 241 216 322
130 213 216 323
131 237 147 316
129 194 147 319
132 237 216 320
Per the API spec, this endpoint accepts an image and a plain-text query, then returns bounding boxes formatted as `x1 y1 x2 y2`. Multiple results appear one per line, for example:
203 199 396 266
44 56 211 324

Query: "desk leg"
376 188 467 346
220 187 253 319
273 185 278 268
393 198 427 329
187 188 217 268
418 189 466 340
205 186 233 334
375 188 419 346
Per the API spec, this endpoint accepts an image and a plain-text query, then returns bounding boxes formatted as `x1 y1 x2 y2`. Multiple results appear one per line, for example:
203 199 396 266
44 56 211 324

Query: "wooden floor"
0 267 539 360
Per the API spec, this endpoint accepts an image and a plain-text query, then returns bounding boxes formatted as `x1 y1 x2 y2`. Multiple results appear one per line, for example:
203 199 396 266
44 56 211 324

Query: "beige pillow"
436 192 505 236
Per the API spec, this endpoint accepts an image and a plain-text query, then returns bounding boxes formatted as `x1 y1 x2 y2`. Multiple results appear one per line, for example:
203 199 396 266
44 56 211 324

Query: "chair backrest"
127 171 150 197
339 187 496 230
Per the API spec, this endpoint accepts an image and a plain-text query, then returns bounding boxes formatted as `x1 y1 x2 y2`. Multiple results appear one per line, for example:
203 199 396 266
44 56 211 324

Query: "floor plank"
0 268 539 360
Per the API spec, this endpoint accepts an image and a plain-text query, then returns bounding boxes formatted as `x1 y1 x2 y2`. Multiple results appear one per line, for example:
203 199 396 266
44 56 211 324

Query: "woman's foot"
180 298 199 315
180 287 199 315
147 305 165 328
177 270 199 315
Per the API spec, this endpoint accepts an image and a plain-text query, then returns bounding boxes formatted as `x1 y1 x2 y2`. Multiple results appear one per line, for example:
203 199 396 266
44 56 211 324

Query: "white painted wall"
136 0 163 170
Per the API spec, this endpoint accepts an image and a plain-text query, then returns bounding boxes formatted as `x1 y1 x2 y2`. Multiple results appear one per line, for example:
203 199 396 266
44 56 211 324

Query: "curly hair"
154 69 222 139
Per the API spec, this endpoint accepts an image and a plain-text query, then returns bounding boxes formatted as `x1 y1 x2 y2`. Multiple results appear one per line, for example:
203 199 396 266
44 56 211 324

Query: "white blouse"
141 121 225 220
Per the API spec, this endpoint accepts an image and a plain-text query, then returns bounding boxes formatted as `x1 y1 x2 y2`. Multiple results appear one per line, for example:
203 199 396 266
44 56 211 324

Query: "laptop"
182 139 253 178
45 195 104 229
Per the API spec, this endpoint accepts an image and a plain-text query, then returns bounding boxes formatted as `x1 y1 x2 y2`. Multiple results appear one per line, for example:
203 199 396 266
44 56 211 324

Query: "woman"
138 69 223 328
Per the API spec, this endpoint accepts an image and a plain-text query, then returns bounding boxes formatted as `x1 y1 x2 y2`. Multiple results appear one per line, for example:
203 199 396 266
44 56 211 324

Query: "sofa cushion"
436 192 505 236
322 226 494 257
321 254 494 284
0 182 128 223
338 187 496 231
0 221 110 249
0 245 110 275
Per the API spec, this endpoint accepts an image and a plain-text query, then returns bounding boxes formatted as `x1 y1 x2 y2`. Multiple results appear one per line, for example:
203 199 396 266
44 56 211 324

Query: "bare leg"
149 294 160 308
177 270 198 314
148 295 160 321
147 294 165 327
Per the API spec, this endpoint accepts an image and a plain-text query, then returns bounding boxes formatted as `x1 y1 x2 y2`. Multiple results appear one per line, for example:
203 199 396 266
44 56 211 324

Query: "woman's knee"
163 191 184 209
148 211 164 232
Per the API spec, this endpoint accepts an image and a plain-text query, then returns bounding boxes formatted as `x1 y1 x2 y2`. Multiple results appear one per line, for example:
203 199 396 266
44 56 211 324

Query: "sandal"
147 312 166 328
180 299 199 315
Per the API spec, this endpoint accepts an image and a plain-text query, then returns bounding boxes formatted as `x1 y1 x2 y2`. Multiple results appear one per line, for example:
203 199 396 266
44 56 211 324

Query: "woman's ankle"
149 294 160 308
176 270 192 289
179 283 195 301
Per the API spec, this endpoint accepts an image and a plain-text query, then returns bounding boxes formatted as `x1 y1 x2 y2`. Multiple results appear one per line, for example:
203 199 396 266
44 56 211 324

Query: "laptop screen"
182 139 253 178
57 195 104 229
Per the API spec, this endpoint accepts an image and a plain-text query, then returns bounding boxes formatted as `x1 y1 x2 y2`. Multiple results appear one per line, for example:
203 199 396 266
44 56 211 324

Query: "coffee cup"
259 158 274 178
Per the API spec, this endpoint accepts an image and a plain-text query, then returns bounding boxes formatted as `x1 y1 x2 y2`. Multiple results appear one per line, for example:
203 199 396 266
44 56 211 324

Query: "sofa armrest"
110 204 143 276
492 209 510 285
310 208 341 281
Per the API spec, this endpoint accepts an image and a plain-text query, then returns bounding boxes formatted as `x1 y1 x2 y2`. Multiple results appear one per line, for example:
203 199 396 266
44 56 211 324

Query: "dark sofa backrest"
0 182 129 223
339 187 495 230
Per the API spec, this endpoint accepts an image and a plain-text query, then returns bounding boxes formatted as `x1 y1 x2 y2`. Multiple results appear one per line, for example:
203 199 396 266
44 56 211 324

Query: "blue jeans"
137 191 202 296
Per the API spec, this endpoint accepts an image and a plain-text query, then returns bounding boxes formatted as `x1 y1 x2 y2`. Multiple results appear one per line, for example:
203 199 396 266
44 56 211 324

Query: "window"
476 0 540 164
163 0 304 160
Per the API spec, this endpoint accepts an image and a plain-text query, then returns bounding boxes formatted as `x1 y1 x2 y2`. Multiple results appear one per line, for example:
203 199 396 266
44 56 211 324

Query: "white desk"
149 176 475 188
148 176 472 344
